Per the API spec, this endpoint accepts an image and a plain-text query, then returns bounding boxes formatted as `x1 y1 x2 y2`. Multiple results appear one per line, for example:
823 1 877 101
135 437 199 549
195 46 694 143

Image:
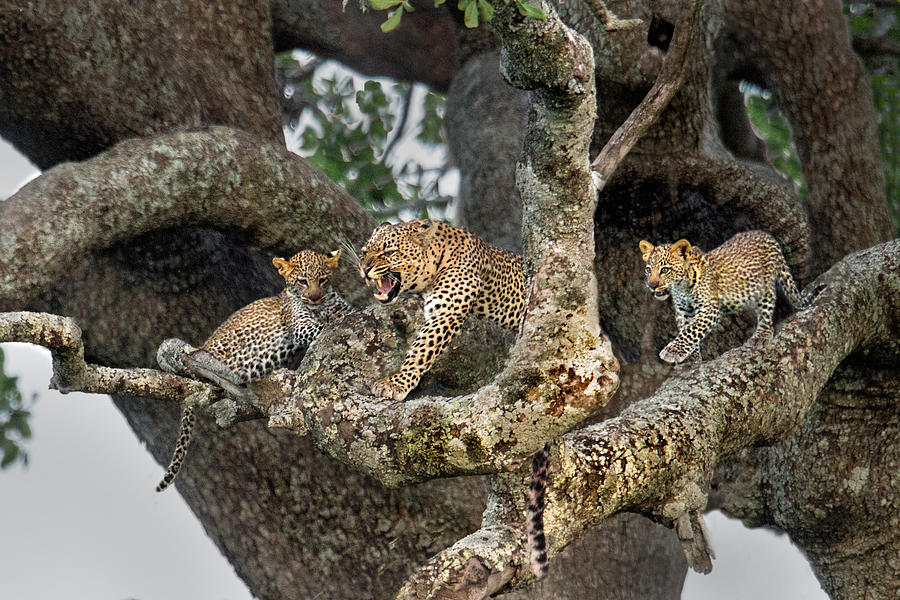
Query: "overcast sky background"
0 135 829 599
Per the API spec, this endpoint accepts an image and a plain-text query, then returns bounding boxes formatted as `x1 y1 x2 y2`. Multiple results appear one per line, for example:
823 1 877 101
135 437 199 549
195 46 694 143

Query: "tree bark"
1 0 897 599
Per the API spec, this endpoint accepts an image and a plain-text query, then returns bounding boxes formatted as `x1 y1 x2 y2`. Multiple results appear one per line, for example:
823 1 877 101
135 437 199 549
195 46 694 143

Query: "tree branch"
539 239 899 578
590 0 700 190
398 238 898 598
0 311 220 403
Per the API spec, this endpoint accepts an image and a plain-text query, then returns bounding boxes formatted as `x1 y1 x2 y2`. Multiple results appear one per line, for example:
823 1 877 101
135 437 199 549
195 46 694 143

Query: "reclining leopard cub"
639 230 824 364
357 219 525 401
154 249 351 491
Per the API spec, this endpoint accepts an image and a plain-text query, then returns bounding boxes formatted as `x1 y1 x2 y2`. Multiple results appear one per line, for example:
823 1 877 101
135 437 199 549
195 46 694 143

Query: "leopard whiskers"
338 235 361 269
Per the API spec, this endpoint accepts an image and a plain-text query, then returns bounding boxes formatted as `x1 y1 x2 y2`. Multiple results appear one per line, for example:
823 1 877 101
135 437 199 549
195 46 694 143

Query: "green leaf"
434 0 447 6
464 0 479 27
370 0 402 9
478 0 494 21
381 7 404 33
1 443 18 468
516 0 546 20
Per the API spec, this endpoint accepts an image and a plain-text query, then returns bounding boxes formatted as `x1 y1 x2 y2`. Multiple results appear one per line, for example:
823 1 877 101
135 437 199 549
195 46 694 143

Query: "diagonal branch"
397 238 899 599
538 239 899 577
590 0 701 190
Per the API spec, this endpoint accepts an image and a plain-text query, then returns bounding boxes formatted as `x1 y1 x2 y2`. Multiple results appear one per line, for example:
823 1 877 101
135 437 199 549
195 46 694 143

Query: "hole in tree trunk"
648 16 675 51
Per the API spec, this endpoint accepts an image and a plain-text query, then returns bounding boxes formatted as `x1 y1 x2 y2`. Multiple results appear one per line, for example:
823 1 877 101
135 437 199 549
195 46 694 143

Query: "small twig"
584 0 643 31
590 0 700 190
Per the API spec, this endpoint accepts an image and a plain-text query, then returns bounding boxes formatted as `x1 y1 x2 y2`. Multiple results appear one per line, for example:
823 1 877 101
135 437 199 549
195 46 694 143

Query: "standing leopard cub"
356 219 525 401
639 230 823 364
155 249 351 491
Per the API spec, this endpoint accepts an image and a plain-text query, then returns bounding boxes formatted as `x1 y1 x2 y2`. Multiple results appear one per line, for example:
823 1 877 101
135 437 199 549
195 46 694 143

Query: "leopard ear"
325 250 341 270
670 239 692 260
638 240 655 262
410 219 438 245
272 257 292 277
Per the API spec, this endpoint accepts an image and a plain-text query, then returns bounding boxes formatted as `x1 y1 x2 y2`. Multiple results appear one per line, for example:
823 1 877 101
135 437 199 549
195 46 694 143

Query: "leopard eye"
645 265 651 274
319 276 328 284
659 266 671 275
297 278 308 286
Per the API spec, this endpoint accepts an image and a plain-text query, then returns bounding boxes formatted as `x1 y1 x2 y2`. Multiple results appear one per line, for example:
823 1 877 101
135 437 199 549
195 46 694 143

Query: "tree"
0 0 897 599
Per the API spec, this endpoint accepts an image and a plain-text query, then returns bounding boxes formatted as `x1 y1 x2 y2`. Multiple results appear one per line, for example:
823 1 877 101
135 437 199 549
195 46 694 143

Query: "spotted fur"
639 231 823 364
526 443 551 578
155 250 351 491
358 219 525 401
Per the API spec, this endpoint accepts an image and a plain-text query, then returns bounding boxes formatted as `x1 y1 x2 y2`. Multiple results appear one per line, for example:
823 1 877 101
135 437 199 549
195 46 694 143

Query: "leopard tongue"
374 277 393 300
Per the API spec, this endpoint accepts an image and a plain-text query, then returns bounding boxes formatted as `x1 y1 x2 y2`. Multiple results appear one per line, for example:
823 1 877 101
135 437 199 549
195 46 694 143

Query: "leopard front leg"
673 299 702 362
661 302 719 364
373 284 474 401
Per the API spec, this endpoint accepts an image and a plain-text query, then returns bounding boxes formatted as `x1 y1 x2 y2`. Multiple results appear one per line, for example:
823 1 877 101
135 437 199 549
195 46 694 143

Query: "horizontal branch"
0 311 221 403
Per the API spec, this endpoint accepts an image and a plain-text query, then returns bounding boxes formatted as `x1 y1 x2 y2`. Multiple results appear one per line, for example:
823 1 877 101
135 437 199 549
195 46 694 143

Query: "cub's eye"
297 278 308 286
645 265 651 274
659 266 671 275
318 276 328 284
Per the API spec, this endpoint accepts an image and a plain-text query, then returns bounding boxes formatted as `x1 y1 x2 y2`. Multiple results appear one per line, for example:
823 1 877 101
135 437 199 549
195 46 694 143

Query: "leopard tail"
156 404 196 492
526 443 551 578
776 264 825 310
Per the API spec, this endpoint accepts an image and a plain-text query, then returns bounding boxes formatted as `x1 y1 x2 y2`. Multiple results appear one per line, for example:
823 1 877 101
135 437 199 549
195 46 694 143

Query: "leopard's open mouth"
652 288 670 300
370 270 401 303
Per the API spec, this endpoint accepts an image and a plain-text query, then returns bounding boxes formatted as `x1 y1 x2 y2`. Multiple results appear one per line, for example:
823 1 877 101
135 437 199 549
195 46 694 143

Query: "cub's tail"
156 404 196 492
526 443 551 579
776 266 825 310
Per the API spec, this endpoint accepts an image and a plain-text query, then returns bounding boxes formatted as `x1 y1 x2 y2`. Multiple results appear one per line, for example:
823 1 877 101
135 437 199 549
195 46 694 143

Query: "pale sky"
0 137 828 599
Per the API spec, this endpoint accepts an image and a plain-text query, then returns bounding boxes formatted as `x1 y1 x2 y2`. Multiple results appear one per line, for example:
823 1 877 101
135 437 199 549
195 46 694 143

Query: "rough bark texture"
0 0 282 169
1 0 897 599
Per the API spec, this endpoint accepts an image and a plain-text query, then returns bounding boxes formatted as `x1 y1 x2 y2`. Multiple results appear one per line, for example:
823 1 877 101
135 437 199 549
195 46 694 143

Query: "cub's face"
272 250 340 305
358 220 437 304
639 239 694 300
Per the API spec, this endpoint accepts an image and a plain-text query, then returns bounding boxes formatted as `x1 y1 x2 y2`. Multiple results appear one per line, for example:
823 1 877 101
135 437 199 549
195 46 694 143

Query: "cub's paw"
659 343 691 364
372 375 412 402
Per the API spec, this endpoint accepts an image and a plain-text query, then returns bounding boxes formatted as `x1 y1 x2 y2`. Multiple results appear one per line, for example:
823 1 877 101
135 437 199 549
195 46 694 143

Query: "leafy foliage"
279 52 455 219
743 86 807 198
370 0 544 33
0 348 31 469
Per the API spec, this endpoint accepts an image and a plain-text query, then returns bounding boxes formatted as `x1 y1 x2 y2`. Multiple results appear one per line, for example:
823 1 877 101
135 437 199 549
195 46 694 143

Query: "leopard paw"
372 375 412 401
659 343 691 364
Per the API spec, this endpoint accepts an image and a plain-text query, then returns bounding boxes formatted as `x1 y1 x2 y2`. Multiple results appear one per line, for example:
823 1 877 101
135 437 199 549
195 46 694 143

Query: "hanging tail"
156 404 196 492
526 443 551 579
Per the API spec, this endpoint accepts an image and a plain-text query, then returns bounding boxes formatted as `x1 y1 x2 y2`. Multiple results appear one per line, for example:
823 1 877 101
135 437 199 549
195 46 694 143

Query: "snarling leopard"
356 219 525 401
639 230 824 364
154 249 351 491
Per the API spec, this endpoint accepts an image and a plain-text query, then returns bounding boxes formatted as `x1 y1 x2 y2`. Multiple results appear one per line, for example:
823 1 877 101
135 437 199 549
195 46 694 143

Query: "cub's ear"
670 239 692 260
272 257 292 277
638 240 655 262
325 249 341 270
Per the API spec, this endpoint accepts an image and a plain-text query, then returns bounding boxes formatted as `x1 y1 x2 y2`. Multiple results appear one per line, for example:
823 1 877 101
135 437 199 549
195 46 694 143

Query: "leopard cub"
639 230 823 364
154 249 351 491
